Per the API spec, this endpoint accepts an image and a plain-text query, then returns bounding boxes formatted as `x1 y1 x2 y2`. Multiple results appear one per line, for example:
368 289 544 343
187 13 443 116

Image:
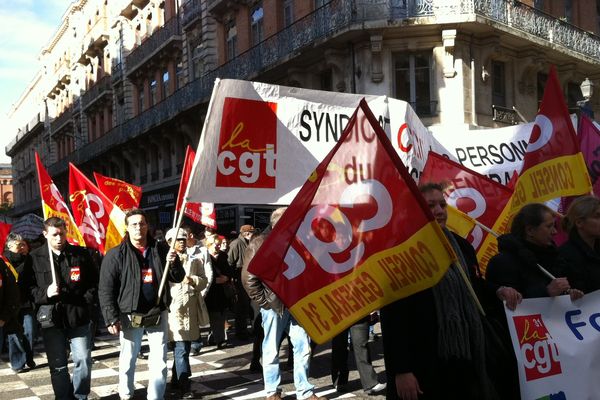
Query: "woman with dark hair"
486 203 583 311
559 195 600 293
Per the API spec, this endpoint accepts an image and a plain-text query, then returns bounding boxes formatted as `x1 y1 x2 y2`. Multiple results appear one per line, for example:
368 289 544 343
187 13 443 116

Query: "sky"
0 0 73 164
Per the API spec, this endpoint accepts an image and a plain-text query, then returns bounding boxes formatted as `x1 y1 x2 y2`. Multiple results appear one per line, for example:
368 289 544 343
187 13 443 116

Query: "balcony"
45 0 600 177
6 112 45 156
82 75 113 111
112 63 123 83
207 0 243 16
50 108 73 134
125 17 182 75
120 0 150 20
181 0 202 28
77 16 109 64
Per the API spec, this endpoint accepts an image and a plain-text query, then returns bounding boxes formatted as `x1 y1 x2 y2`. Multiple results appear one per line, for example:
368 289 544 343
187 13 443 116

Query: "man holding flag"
27 217 99 400
243 207 325 400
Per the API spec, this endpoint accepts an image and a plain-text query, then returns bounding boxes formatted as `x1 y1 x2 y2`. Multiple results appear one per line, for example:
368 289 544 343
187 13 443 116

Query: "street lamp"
578 77 595 118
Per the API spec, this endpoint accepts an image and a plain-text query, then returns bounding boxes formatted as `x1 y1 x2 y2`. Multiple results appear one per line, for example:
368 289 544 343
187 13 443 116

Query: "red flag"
184 202 217 229
35 153 84 246
176 146 195 212
510 66 591 211
420 152 513 249
93 172 142 211
247 100 456 343
0 222 12 252
69 164 126 254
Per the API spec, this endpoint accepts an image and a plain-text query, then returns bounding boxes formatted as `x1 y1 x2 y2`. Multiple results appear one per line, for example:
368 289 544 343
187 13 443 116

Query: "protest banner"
93 172 142 211
510 66 591 212
35 152 84 246
177 145 217 229
432 122 532 185
186 79 448 205
247 100 457 343
420 151 512 253
69 164 126 254
505 290 600 399
0 222 12 254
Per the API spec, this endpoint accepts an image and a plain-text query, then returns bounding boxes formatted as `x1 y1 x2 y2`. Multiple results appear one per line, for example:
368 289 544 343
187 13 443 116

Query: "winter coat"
28 243 98 329
486 234 568 299
0 259 22 334
99 236 185 326
168 253 209 342
242 229 284 315
559 231 600 294
4 251 34 312
205 251 233 312
228 234 249 278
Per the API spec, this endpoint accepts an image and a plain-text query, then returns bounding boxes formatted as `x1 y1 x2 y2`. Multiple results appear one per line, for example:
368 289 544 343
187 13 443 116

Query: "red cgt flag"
69 164 126 255
93 172 142 212
176 145 196 212
510 66 591 211
178 145 217 228
35 153 84 246
0 222 12 252
247 100 457 343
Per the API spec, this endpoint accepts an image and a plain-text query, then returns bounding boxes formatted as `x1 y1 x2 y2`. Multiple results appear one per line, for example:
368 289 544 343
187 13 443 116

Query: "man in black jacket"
28 217 98 400
99 209 184 400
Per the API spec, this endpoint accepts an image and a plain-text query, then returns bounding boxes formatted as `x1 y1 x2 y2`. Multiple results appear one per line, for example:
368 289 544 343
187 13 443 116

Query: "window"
138 85 145 113
225 20 237 61
150 79 157 105
393 52 434 116
162 70 169 97
565 0 572 23
492 61 506 107
250 3 264 46
283 0 294 27
320 69 332 91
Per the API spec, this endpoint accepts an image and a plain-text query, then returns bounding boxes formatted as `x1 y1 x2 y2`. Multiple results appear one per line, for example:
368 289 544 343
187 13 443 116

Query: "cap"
165 228 188 242
240 225 255 233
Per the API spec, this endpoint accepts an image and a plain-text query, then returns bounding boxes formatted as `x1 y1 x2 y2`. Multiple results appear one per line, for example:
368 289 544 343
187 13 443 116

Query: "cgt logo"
216 98 277 188
513 314 562 381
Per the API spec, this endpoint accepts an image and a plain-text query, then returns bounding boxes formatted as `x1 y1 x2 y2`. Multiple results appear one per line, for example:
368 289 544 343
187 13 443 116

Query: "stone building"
5 0 600 230
0 164 13 206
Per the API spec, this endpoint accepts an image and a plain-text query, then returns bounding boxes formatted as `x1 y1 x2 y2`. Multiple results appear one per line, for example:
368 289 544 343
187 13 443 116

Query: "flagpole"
46 234 58 288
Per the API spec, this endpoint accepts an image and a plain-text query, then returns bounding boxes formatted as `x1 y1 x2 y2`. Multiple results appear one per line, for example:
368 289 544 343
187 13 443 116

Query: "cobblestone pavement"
0 325 386 400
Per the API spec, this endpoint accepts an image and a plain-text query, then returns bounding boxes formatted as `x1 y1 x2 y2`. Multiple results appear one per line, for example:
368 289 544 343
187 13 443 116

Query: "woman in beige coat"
166 228 209 399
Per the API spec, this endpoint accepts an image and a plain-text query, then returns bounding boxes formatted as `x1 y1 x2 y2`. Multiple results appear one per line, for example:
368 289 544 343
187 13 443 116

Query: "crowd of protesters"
1 186 600 399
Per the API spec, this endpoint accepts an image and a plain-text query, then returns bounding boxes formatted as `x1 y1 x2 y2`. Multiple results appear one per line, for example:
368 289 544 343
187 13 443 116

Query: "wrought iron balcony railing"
82 75 113 110
111 62 123 83
181 0 202 27
50 108 73 134
126 17 182 74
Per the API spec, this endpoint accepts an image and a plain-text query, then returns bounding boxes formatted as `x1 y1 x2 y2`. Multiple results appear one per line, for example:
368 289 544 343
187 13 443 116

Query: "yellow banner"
476 200 513 276
447 206 477 239
510 153 591 211
43 203 85 245
289 222 455 343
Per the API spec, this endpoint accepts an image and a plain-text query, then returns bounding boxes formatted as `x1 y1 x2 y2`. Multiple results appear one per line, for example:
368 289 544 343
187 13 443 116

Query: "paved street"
0 324 386 399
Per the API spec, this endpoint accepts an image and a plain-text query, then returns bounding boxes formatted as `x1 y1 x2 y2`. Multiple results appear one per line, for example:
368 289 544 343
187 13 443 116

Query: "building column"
155 69 164 102
168 60 177 95
143 76 151 110
132 84 140 117
104 106 111 133
95 113 102 139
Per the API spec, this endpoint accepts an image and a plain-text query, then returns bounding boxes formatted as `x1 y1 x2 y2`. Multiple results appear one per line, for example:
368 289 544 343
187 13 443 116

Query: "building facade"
6 0 600 230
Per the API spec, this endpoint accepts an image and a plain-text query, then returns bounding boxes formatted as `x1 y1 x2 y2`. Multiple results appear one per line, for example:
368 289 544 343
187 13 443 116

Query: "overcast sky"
0 0 72 164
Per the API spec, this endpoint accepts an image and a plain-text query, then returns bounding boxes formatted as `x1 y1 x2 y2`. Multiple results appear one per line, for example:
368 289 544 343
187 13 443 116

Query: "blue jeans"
172 341 191 387
118 311 168 400
8 330 34 370
42 323 92 400
261 308 314 399
22 312 36 350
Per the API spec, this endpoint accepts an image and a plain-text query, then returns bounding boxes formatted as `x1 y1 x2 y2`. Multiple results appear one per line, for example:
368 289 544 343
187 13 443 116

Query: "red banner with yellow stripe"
69 164 126 255
35 153 84 246
247 100 456 343
93 172 141 212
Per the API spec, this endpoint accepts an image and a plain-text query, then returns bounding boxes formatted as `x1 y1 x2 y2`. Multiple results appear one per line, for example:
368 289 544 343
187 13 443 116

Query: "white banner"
186 79 448 205
505 290 600 400
432 123 532 185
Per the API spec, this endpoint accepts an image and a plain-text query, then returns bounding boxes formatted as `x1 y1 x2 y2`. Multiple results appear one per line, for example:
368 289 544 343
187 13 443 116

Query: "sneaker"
26 360 36 369
137 351 148 360
366 382 387 395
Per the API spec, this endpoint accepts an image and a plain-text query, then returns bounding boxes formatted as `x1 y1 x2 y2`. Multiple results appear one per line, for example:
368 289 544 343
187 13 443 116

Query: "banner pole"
46 241 58 287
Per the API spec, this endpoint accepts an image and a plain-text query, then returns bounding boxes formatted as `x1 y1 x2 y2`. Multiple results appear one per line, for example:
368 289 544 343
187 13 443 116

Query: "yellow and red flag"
93 172 141 212
510 66 591 211
35 153 84 246
247 100 457 343
0 222 12 253
69 164 126 254
420 151 514 273
177 145 217 228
